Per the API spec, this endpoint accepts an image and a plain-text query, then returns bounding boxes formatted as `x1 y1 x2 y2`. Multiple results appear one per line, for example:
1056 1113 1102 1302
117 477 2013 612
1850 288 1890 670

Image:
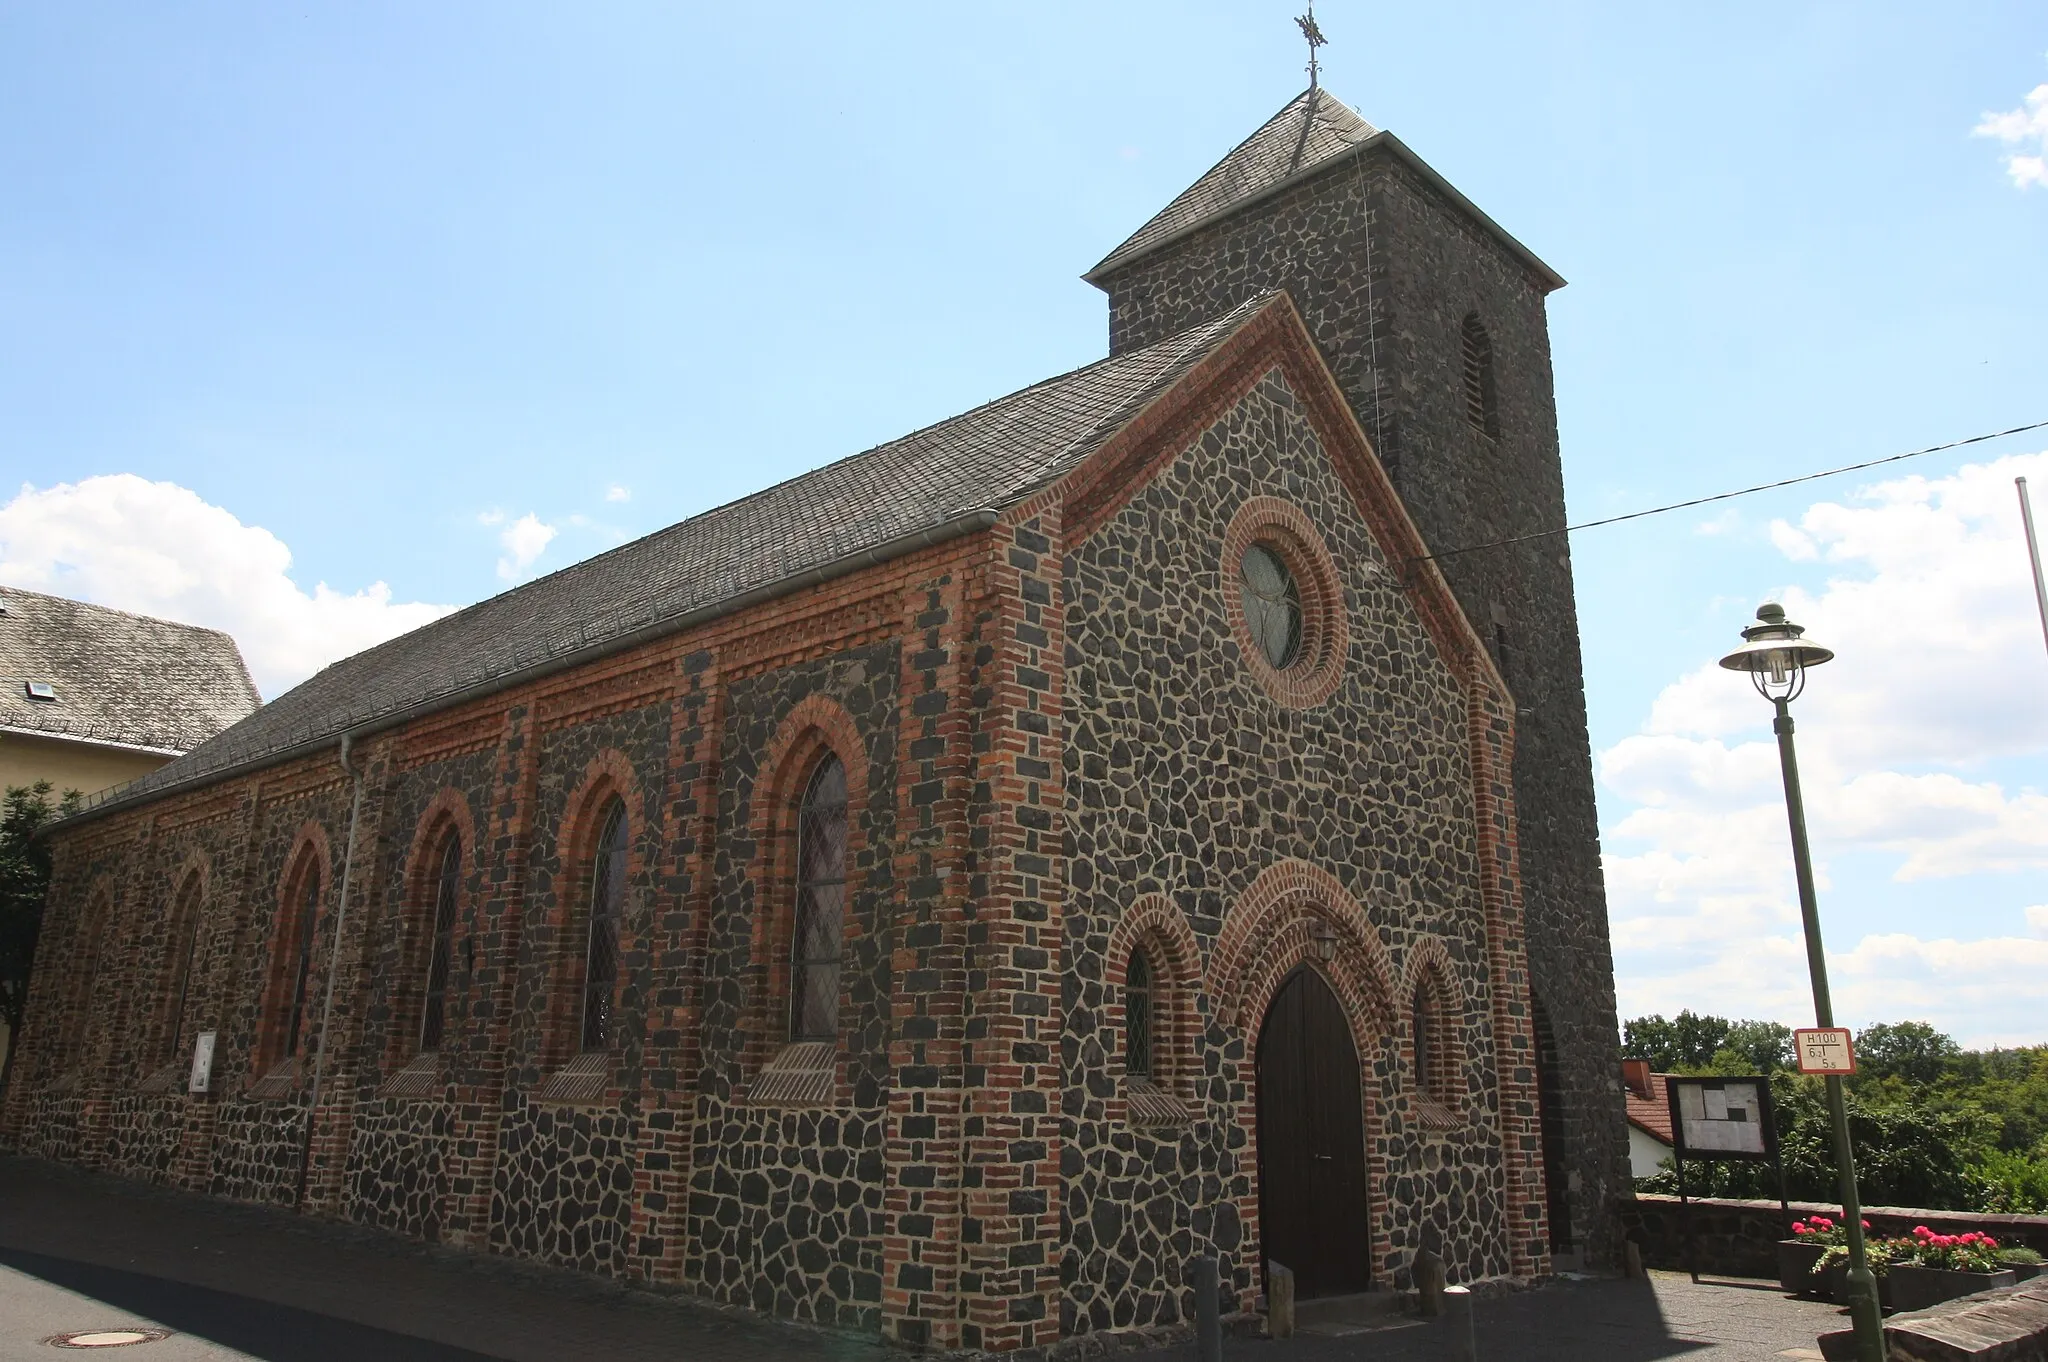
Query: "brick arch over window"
1104 894 1205 1112
391 787 480 1065
1212 858 1398 1042
1401 935 1467 1115
255 820 334 1075
56 880 120 1080
545 750 645 1067
741 693 872 1102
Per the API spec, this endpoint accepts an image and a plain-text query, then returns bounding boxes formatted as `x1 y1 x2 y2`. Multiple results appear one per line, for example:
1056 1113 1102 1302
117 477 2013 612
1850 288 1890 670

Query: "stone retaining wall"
1621 1195 2048 1278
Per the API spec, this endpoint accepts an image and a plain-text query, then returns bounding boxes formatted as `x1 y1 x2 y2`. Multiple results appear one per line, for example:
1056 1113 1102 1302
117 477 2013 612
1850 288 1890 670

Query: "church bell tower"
1085 82 1629 1267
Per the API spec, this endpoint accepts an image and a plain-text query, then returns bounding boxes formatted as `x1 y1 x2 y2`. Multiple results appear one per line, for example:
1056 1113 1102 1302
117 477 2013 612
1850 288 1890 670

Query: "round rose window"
1220 497 1349 708
1239 544 1302 669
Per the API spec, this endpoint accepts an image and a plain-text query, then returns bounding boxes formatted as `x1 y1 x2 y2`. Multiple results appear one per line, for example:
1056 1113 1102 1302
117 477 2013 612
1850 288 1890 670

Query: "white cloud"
604 484 632 503
0 474 454 699
495 512 556 581
1603 451 2048 1045
1975 68 2048 189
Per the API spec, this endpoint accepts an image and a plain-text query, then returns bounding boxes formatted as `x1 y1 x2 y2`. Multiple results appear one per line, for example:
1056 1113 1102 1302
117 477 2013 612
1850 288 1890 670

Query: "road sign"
1794 1027 1856 1075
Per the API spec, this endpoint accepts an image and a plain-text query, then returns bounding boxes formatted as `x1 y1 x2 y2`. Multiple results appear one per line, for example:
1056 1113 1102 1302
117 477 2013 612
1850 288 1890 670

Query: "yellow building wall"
0 730 173 799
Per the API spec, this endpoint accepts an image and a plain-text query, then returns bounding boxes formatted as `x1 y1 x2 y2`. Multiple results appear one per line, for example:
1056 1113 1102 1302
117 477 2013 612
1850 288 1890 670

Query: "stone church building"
3 88 1625 1353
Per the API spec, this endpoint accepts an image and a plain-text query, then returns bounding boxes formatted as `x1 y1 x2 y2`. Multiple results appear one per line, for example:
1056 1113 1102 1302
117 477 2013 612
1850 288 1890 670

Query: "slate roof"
0 588 260 757
1085 86 1565 292
74 297 1271 820
1090 87 1379 279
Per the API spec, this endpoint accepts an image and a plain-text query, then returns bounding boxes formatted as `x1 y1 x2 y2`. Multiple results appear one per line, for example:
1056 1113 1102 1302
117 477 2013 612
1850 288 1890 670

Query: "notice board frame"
1663 1075 1789 1281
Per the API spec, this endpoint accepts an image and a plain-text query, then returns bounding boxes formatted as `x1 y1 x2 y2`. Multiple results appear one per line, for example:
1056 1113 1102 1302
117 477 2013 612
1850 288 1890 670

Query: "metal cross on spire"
1295 3 1328 90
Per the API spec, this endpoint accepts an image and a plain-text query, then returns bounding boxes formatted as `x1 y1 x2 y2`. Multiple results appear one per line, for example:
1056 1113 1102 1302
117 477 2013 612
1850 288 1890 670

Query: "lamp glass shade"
1718 603 1833 700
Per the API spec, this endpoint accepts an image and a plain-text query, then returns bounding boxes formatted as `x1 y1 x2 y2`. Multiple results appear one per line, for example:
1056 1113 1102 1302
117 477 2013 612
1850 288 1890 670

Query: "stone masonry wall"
1095 147 1628 1264
1058 369 1521 1344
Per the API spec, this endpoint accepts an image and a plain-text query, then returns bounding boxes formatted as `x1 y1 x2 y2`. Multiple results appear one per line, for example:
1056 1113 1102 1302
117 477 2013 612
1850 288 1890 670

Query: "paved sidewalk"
0 1156 886 1362
1127 1273 1846 1362
2 1155 1846 1361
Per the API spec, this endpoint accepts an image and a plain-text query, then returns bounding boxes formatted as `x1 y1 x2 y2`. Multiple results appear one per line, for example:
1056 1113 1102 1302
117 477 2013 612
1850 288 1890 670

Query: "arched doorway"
1256 966 1371 1298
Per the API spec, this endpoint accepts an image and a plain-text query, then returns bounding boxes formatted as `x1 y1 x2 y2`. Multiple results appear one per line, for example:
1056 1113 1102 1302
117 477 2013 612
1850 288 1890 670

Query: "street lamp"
1718 603 1883 1362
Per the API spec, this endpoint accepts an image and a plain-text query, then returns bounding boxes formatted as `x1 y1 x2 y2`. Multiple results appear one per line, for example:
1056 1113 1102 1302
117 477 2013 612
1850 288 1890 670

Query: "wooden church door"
1256 966 1372 1298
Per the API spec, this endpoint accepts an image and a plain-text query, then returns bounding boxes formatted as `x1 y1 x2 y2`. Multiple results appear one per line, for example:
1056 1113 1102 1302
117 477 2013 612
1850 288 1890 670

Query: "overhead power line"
1416 418 2048 565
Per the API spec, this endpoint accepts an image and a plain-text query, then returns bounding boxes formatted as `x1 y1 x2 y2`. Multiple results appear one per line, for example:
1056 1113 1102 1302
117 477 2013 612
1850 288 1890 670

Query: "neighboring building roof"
72 298 1269 820
1624 1067 1675 1145
1083 86 1565 292
0 587 260 758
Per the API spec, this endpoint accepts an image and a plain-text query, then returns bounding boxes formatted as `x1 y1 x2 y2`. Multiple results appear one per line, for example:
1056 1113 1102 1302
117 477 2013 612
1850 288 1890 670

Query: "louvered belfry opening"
1461 312 1500 439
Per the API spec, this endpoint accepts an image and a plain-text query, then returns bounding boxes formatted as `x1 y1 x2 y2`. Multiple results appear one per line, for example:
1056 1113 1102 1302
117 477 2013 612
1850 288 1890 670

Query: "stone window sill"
379 1051 442 1101
745 1041 837 1108
136 1059 185 1095
537 1051 611 1105
1413 1094 1462 1131
1126 1077 1193 1129
246 1057 302 1102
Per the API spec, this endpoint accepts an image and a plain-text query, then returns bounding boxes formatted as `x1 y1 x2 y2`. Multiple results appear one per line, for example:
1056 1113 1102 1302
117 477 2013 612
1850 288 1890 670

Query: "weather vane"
1295 4 1327 90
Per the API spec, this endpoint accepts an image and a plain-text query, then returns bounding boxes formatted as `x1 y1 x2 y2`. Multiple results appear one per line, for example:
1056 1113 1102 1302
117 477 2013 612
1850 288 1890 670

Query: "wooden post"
1414 1246 1446 1316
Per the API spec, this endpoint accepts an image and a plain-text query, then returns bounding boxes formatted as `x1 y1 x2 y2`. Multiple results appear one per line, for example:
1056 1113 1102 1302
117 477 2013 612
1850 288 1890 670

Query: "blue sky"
4 3 2045 1042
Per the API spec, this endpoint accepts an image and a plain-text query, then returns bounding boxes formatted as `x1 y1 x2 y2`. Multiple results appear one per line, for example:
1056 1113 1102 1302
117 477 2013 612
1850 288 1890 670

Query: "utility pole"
2020 477 2048 663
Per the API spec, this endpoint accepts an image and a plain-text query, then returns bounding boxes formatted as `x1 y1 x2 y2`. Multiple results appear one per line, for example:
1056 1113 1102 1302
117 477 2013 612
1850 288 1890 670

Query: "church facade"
2 88 1622 1354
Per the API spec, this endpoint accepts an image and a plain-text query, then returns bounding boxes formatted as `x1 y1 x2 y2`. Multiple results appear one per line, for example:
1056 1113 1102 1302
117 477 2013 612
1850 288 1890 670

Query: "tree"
1715 1020 1795 1075
1624 1011 1733 1073
1855 1021 1961 1086
0 781 80 1101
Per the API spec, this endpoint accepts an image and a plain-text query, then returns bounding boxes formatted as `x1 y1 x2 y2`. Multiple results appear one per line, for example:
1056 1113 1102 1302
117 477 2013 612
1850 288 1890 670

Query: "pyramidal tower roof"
1089 88 1378 278
1085 86 1563 290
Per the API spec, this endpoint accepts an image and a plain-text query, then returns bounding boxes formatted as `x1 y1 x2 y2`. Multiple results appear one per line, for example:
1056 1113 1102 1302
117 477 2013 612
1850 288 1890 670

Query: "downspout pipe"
296 729 365 1208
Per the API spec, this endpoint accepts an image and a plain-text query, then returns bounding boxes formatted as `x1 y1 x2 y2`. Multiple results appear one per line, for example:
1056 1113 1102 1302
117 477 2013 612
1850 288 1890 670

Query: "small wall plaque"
188 1031 217 1094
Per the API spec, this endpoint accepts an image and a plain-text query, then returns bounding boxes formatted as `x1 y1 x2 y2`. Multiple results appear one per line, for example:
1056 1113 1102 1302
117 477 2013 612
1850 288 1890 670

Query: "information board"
188 1031 217 1095
1666 1076 1776 1162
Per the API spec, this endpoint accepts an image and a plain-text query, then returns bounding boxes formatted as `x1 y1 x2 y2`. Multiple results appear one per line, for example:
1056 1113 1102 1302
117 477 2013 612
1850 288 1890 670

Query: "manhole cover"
44 1330 170 1349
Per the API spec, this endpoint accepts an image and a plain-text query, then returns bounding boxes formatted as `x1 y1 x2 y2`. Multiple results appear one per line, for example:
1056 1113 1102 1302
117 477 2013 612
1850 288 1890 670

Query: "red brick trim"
1212 858 1397 1034
253 821 333 1075
740 693 870 1099
148 859 210 1068
1400 935 1466 1114
1219 496 1350 709
385 786 479 1070
1103 894 1204 1111
541 749 643 1072
1056 293 1509 704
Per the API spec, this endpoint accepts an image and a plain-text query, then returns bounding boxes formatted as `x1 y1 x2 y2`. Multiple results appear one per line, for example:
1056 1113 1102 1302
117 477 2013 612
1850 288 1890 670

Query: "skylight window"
24 682 57 701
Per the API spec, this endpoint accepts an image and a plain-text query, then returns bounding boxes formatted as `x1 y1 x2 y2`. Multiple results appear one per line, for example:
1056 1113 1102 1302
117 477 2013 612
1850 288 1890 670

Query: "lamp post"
1718 603 1883 1362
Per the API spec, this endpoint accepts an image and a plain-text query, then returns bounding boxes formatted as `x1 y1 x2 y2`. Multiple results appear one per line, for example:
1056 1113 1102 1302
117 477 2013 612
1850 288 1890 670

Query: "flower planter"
2005 1261 2041 1284
1887 1264 2016 1314
1778 1239 1827 1295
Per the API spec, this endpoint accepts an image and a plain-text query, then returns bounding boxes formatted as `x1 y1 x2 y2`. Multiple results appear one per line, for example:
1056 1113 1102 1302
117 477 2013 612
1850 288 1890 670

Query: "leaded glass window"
1413 988 1436 1096
164 874 203 1059
581 800 628 1053
282 859 321 1061
1126 947 1154 1080
790 756 847 1043
420 833 462 1052
1240 544 1302 669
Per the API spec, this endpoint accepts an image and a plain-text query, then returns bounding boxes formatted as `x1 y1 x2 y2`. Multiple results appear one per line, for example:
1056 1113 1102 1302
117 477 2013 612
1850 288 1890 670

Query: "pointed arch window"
1461 312 1500 439
1412 987 1438 1096
581 799 627 1053
419 833 463 1053
162 873 204 1061
789 756 847 1043
1125 947 1155 1080
278 859 324 1064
